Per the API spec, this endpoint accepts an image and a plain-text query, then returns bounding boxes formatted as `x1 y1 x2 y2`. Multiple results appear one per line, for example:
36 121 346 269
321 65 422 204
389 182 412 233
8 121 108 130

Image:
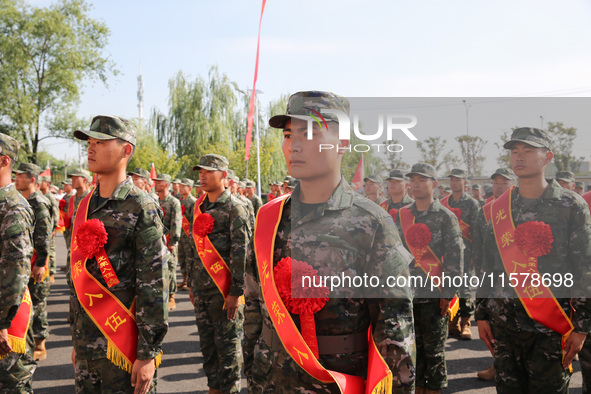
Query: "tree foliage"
495 130 511 168
455 134 486 176
546 122 585 173
0 0 117 163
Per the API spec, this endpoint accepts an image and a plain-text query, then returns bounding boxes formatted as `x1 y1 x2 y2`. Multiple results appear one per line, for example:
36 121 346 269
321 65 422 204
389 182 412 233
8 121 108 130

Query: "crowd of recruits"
1 90 591 394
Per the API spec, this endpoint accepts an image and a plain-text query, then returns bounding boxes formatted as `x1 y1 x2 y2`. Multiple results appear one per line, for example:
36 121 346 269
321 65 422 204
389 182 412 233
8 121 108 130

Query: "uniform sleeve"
567 199 591 333
228 202 250 296
32 200 53 267
49 194 59 230
472 210 487 275
441 212 464 299
475 222 496 321
169 199 182 246
0 204 34 330
243 237 262 378
133 200 169 359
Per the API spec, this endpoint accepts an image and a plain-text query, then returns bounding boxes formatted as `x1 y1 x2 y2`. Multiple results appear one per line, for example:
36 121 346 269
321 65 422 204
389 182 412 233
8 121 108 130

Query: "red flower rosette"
404 223 432 265
450 207 463 221
389 208 399 220
181 205 186 215
194 213 215 237
59 198 67 210
514 221 553 258
76 219 108 259
274 257 329 357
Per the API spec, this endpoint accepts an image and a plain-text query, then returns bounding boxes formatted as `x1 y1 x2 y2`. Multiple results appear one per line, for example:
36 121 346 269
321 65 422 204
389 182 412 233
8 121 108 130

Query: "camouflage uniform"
190 155 251 394
245 180 263 216
70 115 169 393
383 194 414 211
0 135 36 392
244 178 416 393
63 169 93 268
363 174 386 205
444 169 480 319
178 178 196 287
154 174 182 296
61 189 76 252
42 184 59 276
395 163 464 391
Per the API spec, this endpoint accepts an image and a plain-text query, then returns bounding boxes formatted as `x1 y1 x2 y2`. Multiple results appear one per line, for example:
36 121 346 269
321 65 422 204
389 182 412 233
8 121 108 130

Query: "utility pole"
463 99 471 135
137 63 144 133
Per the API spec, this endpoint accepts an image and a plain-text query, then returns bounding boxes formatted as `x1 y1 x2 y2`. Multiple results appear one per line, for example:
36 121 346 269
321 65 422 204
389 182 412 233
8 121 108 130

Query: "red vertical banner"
352 155 364 191
150 163 157 180
244 0 267 161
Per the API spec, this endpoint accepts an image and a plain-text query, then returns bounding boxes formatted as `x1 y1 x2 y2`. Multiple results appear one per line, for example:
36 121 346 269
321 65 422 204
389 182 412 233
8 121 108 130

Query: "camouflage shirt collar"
514 178 562 202
0 183 15 199
93 177 133 201
409 198 444 217
291 176 354 212
205 188 231 205
451 192 471 202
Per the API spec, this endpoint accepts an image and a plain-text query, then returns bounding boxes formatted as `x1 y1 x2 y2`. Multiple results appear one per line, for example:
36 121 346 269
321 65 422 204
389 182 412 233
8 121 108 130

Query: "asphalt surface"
31 234 584 393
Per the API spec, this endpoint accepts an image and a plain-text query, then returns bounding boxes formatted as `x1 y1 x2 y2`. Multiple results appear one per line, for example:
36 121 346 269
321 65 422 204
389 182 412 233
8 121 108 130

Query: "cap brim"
556 177 574 183
192 165 219 171
491 173 513 180
269 114 316 129
406 172 435 179
386 176 405 181
503 139 545 149
447 174 467 179
73 129 118 141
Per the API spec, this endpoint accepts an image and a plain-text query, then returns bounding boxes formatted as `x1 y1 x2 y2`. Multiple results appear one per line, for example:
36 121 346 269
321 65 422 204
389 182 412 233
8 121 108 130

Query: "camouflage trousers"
178 237 193 277
194 293 243 393
0 351 36 393
74 357 157 393
491 323 570 393
414 300 449 390
459 262 475 317
579 336 591 393
28 276 51 340
48 235 56 275
168 246 178 296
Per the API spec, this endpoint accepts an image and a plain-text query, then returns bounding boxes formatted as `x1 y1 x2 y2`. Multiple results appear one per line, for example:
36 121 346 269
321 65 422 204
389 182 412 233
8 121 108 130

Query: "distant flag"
351 155 364 191
244 0 267 161
150 163 157 179
39 169 51 178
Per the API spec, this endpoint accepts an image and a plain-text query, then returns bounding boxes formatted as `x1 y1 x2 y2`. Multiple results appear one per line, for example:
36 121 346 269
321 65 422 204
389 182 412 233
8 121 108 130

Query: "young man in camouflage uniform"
244 91 415 393
194 180 205 198
177 178 195 291
555 170 576 191
443 168 480 339
471 184 486 207
395 163 464 394
153 173 182 311
70 115 169 393
190 154 250 394
14 163 53 362
171 179 182 200
59 178 76 271
476 127 591 393
0 134 36 392
471 168 515 381
128 168 150 192
39 175 59 283
243 180 262 216
363 174 385 205
382 169 414 214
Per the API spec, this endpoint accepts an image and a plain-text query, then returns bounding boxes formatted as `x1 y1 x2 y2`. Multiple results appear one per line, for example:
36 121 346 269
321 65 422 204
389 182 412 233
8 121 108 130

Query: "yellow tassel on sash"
106 341 163 373
0 337 27 360
371 374 393 394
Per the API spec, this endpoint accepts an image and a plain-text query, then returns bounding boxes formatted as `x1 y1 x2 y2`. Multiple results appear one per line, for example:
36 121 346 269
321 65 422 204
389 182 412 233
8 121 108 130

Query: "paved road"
31 234 584 393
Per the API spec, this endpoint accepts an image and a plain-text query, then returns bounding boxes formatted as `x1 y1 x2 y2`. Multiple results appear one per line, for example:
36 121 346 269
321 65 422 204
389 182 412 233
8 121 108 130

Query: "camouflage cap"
575 181 584 189
491 168 516 181
68 168 92 180
180 178 194 187
153 173 171 183
74 115 137 146
555 171 575 183
62 179 72 185
364 174 383 184
406 163 437 179
238 181 246 188
447 168 468 179
386 169 407 181
13 163 41 178
39 175 51 183
128 168 150 180
503 127 551 150
194 180 202 187
269 91 350 129
226 169 239 182
274 181 283 186
283 175 295 184
444 186 452 192
472 184 481 191
245 180 256 188
193 154 229 172
172 178 182 184
0 133 20 161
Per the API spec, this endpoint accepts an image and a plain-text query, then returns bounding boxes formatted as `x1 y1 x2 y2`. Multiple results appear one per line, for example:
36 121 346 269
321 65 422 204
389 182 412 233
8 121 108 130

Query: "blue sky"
36 0 591 171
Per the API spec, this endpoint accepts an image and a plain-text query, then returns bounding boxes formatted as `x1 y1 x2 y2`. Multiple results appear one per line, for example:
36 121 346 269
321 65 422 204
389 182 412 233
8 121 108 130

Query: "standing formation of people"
1 94 591 394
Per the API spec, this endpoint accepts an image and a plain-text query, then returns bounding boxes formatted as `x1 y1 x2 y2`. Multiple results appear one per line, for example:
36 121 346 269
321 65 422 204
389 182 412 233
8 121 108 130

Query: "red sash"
254 194 393 394
491 187 574 341
31 250 49 282
181 214 191 238
0 287 32 359
71 188 160 372
399 206 459 318
441 195 472 241
483 199 494 224
485 196 494 204
379 200 388 210
193 194 232 301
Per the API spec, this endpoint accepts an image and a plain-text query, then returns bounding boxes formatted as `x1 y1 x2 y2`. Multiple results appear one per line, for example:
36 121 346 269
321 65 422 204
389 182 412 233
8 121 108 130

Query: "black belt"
261 323 368 355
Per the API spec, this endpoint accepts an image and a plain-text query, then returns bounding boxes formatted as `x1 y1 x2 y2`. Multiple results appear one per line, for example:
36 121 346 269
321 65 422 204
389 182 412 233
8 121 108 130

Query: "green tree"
495 130 512 168
0 0 117 163
546 122 585 173
455 135 487 177
383 139 408 171
416 136 453 172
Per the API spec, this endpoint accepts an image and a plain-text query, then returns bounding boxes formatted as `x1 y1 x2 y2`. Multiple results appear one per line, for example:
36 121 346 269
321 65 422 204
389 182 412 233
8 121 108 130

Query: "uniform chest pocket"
293 236 364 277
